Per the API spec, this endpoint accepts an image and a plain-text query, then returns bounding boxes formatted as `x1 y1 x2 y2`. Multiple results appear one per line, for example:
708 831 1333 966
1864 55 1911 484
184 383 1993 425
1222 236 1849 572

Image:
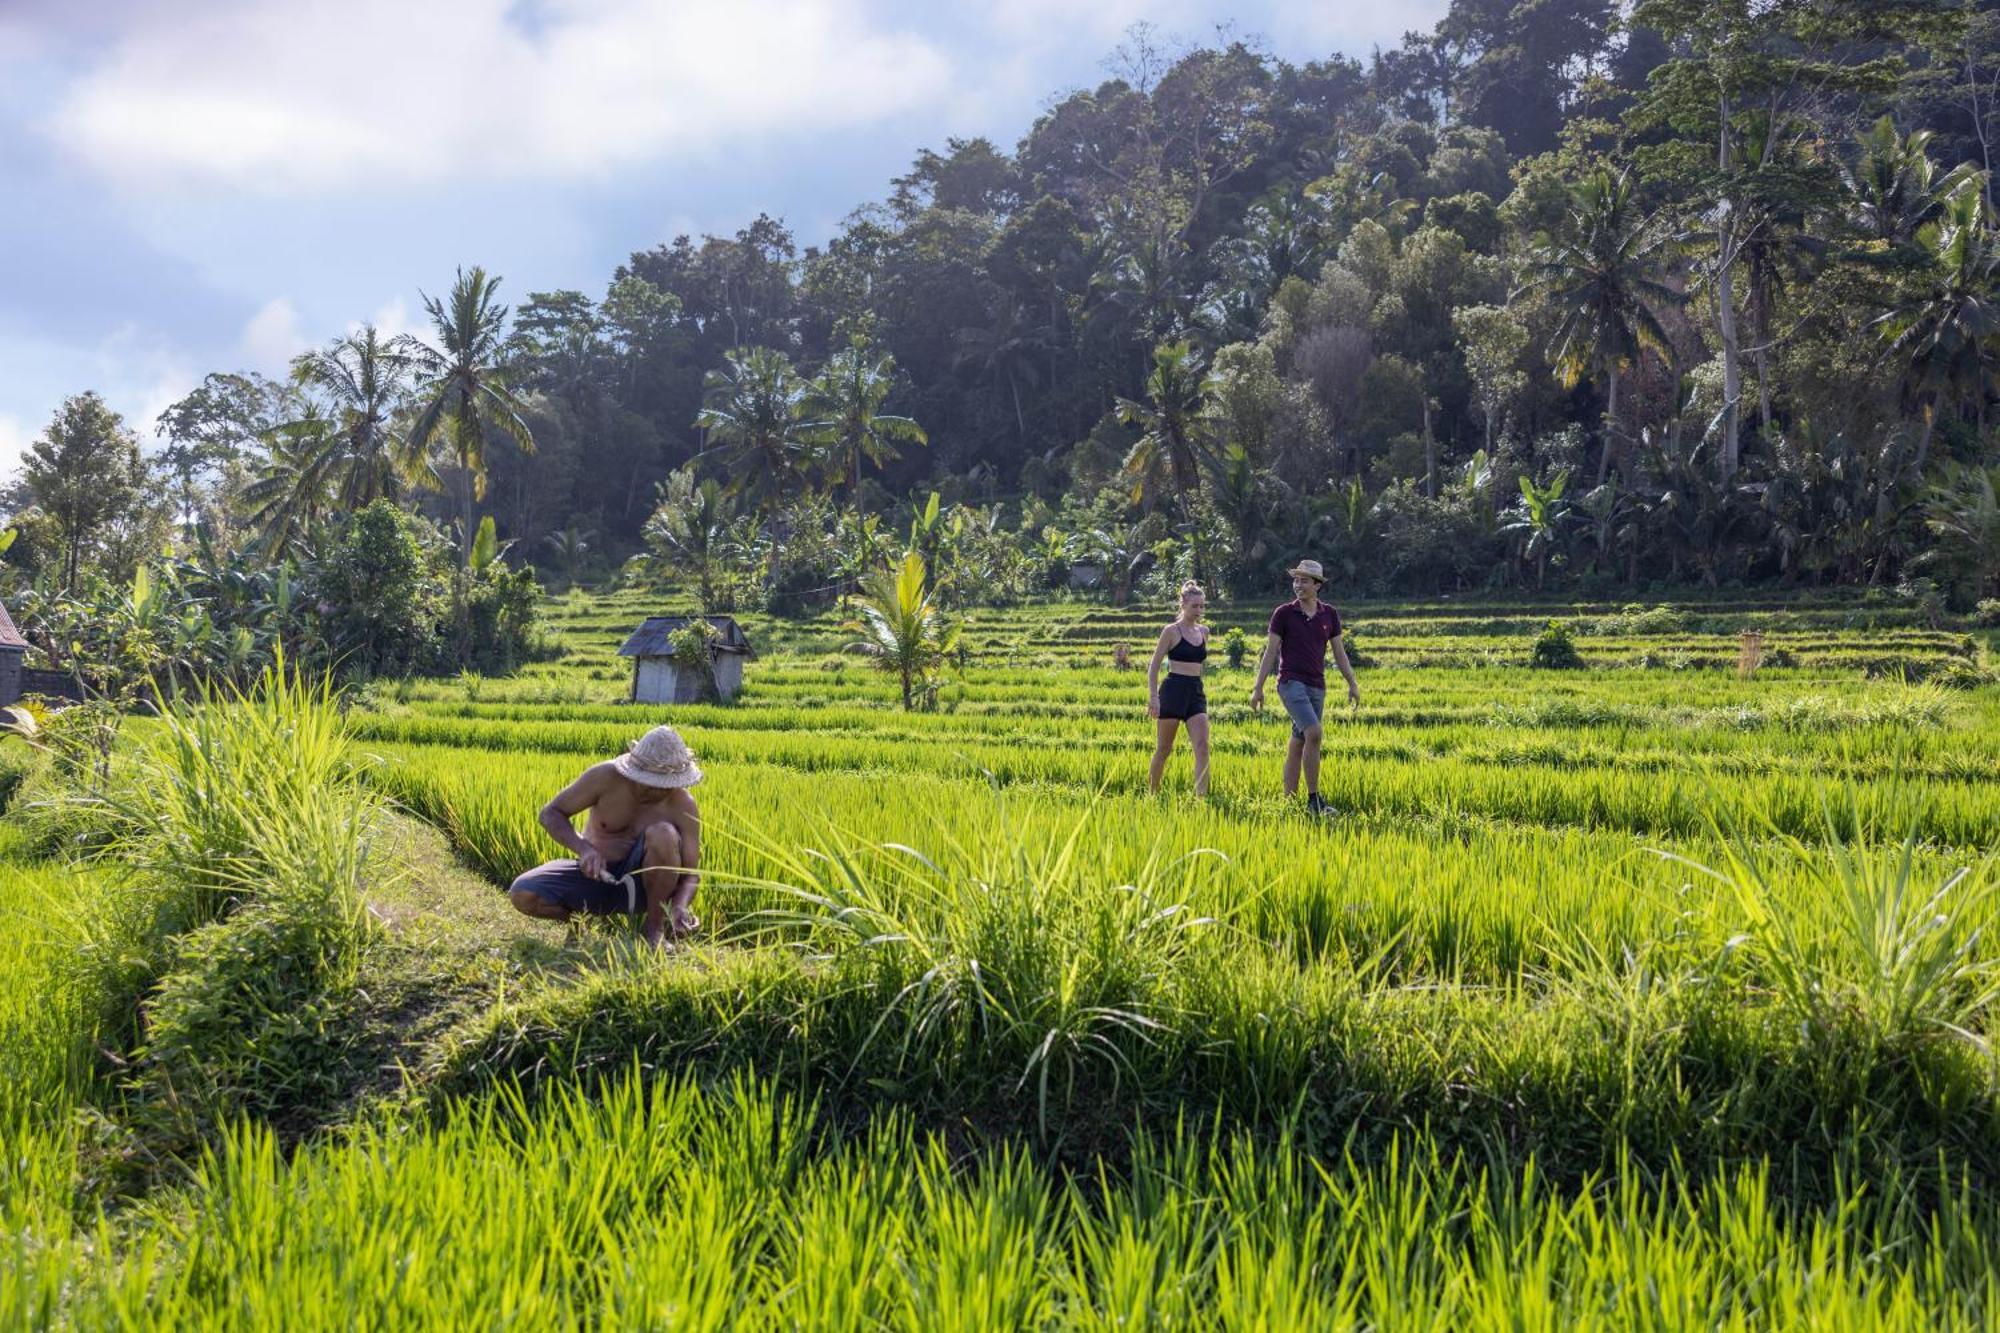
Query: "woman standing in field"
1147 581 1211 796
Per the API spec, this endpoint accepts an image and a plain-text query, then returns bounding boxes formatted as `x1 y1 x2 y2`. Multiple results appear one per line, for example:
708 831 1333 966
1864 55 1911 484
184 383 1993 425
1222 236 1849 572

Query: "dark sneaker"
1305 792 1327 816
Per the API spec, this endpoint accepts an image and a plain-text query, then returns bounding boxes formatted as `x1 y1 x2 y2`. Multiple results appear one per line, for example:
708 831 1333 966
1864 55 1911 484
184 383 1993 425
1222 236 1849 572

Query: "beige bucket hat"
613 725 704 788
1286 558 1326 582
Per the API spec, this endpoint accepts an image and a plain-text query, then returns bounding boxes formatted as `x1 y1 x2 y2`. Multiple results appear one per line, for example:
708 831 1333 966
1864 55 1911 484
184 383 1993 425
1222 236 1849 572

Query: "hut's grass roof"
617 615 754 657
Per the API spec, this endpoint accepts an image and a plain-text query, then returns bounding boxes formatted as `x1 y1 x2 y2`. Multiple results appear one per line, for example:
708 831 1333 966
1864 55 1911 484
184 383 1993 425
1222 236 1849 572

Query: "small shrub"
1530 619 1583 669
1592 603 1683 635
1221 626 1248 668
1972 598 2000 628
1928 657 1996 691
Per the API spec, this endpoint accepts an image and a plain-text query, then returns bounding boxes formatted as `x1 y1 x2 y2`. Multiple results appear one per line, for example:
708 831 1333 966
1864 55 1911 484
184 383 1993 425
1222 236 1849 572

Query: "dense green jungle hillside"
14 0 2000 642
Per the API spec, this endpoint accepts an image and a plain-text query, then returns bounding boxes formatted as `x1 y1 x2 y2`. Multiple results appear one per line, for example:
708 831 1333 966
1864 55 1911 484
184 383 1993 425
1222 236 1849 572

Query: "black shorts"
1158 674 1206 720
510 835 652 915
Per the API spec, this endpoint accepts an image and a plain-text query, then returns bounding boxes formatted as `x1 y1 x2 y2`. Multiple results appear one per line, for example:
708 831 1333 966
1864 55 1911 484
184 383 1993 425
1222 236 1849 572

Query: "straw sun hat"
1286 558 1326 582
613 725 704 788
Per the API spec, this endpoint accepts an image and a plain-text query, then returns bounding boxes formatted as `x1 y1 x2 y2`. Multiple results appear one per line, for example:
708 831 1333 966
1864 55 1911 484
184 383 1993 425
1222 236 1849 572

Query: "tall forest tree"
22 392 146 589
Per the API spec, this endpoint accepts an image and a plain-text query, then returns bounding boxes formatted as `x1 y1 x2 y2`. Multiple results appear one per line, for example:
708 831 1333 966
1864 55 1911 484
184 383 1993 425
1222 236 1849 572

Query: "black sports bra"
1166 627 1208 662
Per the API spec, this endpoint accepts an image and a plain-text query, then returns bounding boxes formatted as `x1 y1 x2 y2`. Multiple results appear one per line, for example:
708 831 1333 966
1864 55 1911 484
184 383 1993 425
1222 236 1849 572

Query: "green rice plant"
721 811 1218 1136
58 664 367 925
1667 791 2000 1057
128 801 381 1142
17 1068 1998 1328
0 832 97 1123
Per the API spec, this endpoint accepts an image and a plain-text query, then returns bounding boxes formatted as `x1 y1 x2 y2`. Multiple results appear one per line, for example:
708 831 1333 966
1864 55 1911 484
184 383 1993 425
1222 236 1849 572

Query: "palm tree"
542 522 594 592
1919 464 2000 599
399 267 536 561
289 325 428 508
1207 441 1284 572
807 339 927 495
1844 117 1957 254
1728 111 1828 438
1876 184 2000 477
240 405 342 559
954 295 1045 444
846 549 960 711
1117 342 1218 526
1090 218 1192 343
1211 189 1328 307
1071 521 1148 604
694 346 812 588
636 470 738 610
1519 169 1683 486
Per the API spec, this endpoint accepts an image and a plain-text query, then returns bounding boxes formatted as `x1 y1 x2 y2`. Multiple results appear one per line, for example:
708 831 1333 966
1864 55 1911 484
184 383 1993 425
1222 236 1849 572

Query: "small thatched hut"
617 615 754 704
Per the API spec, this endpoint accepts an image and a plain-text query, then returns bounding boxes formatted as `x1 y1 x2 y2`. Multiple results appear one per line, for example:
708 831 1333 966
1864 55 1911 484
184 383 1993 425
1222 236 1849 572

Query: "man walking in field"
508 724 703 946
1250 559 1359 815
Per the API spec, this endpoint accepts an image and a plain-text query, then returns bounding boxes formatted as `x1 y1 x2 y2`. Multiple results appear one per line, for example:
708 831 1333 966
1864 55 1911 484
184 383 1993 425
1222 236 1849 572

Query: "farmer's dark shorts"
511 836 651 916
1157 674 1207 720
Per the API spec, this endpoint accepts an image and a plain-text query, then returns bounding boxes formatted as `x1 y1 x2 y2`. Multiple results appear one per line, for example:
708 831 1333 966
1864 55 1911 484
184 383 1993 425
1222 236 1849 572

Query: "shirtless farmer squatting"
508 724 703 946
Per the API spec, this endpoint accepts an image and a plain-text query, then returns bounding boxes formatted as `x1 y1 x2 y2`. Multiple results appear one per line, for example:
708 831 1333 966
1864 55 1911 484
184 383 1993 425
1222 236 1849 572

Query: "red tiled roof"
0 598 26 651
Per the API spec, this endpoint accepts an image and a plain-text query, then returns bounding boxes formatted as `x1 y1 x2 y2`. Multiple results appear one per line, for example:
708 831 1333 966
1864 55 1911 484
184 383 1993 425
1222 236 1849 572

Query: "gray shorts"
1276 679 1325 739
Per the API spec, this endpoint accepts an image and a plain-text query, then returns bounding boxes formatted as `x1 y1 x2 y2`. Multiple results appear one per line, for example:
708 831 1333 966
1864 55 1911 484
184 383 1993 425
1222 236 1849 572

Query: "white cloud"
49 0 956 193
981 0 1196 48
0 415 31 483
239 297 307 374
353 296 419 343
1261 0 1449 54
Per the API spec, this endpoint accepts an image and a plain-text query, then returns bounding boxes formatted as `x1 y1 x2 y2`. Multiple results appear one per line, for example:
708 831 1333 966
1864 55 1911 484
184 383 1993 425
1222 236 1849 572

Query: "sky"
0 0 1447 476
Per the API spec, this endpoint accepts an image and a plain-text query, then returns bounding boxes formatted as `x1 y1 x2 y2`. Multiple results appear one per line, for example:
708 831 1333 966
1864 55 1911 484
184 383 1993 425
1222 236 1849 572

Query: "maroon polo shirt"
1268 598 1342 689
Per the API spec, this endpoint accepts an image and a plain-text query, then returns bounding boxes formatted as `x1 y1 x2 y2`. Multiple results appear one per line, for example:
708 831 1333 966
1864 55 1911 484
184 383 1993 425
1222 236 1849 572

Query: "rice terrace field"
7 588 2000 1328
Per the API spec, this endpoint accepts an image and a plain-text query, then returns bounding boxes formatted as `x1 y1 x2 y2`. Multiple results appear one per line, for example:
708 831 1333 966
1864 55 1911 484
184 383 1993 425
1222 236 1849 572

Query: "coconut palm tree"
1090 216 1193 343
241 405 343 559
1844 117 1958 254
636 469 738 610
954 295 1045 444
1519 168 1683 486
288 325 429 508
846 549 960 711
1117 341 1219 525
399 267 536 561
695 346 812 588
1876 183 2000 477
542 522 594 592
807 339 927 495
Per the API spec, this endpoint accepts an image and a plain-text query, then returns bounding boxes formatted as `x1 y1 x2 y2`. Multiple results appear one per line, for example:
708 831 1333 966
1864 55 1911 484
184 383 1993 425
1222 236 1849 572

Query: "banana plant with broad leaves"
1502 470 1573 589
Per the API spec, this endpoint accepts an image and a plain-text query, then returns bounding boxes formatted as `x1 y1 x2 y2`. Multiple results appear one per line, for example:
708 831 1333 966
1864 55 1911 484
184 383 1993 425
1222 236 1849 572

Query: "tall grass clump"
69 664 366 926
736 812 1220 1135
1669 791 2000 1061
43 664 387 1150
